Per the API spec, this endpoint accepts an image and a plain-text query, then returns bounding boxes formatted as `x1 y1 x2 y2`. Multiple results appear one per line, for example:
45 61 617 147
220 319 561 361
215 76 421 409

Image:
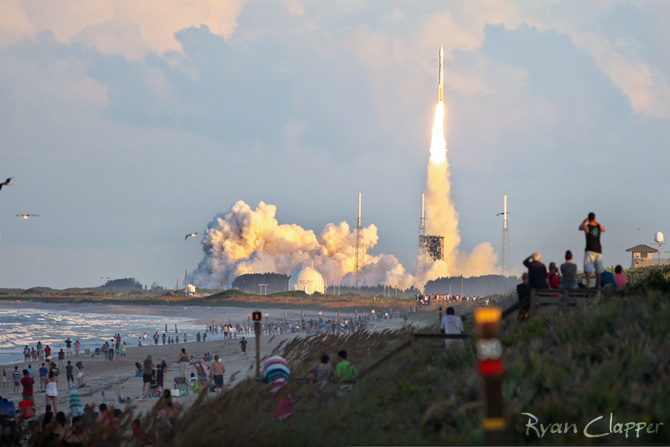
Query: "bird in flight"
16 214 39 220
185 232 202 240
0 178 12 190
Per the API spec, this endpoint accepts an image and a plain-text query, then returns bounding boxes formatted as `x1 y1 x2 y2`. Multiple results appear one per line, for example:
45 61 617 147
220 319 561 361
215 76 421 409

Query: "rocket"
438 45 444 102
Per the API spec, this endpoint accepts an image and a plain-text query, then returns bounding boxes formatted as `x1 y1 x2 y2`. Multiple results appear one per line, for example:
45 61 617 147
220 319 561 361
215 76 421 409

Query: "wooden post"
475 308 505 443
254 321 261 379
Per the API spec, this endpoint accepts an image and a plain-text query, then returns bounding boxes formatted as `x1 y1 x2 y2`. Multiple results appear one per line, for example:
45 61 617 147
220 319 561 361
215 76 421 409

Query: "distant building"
289 267 325 295
626 244 661 268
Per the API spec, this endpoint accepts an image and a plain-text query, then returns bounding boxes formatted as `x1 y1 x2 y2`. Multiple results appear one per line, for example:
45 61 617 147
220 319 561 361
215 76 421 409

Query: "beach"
1 302 417 417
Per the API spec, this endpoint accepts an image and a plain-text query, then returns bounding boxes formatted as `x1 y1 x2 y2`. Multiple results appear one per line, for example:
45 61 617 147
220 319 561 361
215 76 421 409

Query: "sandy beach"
1 306 417 418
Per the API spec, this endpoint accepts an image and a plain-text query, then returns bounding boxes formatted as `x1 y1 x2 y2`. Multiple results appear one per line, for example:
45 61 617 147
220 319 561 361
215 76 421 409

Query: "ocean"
0 301 312 366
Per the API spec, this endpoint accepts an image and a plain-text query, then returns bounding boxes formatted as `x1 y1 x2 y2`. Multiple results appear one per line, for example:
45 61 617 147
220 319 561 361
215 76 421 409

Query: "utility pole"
498 195 510 276
354 192 364 288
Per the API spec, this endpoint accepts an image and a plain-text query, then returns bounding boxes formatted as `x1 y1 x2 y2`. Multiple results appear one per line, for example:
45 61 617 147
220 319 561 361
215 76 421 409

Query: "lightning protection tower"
354 192 365 288
498 195 510 276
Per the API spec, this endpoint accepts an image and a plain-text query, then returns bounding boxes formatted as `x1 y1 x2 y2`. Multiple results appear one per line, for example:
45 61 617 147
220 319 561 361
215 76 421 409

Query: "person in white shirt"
439 307 464 347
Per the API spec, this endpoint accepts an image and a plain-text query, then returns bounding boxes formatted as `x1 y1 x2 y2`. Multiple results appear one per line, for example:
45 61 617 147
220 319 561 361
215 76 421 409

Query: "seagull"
0 178 12 190
185 232 202 240
16 214 39 220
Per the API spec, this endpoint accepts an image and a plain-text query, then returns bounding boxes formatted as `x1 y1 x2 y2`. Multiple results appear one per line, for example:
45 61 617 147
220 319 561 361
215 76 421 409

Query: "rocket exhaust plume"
422 46 497 280
190 201 417 290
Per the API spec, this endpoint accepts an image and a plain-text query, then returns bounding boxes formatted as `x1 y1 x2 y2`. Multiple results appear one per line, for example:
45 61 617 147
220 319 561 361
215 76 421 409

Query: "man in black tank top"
579 212 606 288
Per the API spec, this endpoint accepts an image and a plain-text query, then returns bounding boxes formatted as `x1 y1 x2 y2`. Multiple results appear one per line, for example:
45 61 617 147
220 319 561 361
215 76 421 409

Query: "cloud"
0 0 247 58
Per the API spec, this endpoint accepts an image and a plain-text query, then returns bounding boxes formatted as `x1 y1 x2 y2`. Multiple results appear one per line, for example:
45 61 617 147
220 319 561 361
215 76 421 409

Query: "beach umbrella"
69 387 84 417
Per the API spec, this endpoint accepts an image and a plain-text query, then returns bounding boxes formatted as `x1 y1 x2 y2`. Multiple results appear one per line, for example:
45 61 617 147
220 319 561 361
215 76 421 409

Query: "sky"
1 0 669 289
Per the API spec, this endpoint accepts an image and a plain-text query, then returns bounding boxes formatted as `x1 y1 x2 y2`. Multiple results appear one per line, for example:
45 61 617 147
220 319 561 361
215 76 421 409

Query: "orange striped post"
475 307 505 443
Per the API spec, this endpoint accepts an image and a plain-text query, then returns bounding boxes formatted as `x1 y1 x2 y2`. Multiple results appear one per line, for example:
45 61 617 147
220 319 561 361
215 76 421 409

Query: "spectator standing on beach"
21 369 34 408
579 212 606 288
440 307 464 347
65 361 75 389
177 348 189 378
547 262 561 289
560 250 578 289
614 265 628 288
65 338 73 356
142 355 154 397
27 364 34 378
75 362 85 387
121 342 127 357
156 360 165 393
39 363 48 391
311 354 334 410
58 349 65 367
523 253 549 290
37 341 43 361
210 355 225 394
45 345 51 359
46 372 58 413
12 366 21 395
74 340 80 357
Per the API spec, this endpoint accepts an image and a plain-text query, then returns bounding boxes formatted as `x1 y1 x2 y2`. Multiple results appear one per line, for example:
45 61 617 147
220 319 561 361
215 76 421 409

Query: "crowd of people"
517 212 629 319
415 293 481 305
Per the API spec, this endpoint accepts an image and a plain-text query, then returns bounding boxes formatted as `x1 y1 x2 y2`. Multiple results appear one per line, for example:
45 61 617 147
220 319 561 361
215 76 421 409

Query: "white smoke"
190 200 418 290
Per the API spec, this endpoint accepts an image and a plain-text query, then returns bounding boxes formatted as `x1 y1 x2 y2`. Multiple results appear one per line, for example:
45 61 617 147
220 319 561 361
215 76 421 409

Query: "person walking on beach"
45 371 58 413
239 337 248 360
210 355 225 394
177 348 189 378
579 212 605 288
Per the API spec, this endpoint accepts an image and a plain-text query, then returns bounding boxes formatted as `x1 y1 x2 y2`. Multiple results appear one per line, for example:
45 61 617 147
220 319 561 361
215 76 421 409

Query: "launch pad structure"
416 192 445 284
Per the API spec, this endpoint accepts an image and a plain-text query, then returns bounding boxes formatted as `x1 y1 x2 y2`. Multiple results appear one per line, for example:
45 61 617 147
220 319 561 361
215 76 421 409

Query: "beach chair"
0 401 16 436
94 348 100 357
18 401 32 420
84 349 91 356
174 377 189 396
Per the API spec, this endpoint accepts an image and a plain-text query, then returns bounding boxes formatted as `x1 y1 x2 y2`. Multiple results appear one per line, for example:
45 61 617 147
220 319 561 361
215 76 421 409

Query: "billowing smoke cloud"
190 200 417 289
422 101 498 280
191 101 496 292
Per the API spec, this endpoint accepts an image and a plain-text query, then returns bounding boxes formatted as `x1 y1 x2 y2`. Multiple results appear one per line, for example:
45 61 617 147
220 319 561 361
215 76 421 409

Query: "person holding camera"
579 212 605 289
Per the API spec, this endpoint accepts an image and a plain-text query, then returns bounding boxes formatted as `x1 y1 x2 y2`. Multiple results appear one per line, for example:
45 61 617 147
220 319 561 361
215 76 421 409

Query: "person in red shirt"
547 262 561 289
44 345 51 359
20 369 35 409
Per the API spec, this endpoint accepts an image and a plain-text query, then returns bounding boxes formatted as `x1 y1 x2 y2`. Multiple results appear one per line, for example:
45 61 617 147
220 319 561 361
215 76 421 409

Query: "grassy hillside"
169 268 670 446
